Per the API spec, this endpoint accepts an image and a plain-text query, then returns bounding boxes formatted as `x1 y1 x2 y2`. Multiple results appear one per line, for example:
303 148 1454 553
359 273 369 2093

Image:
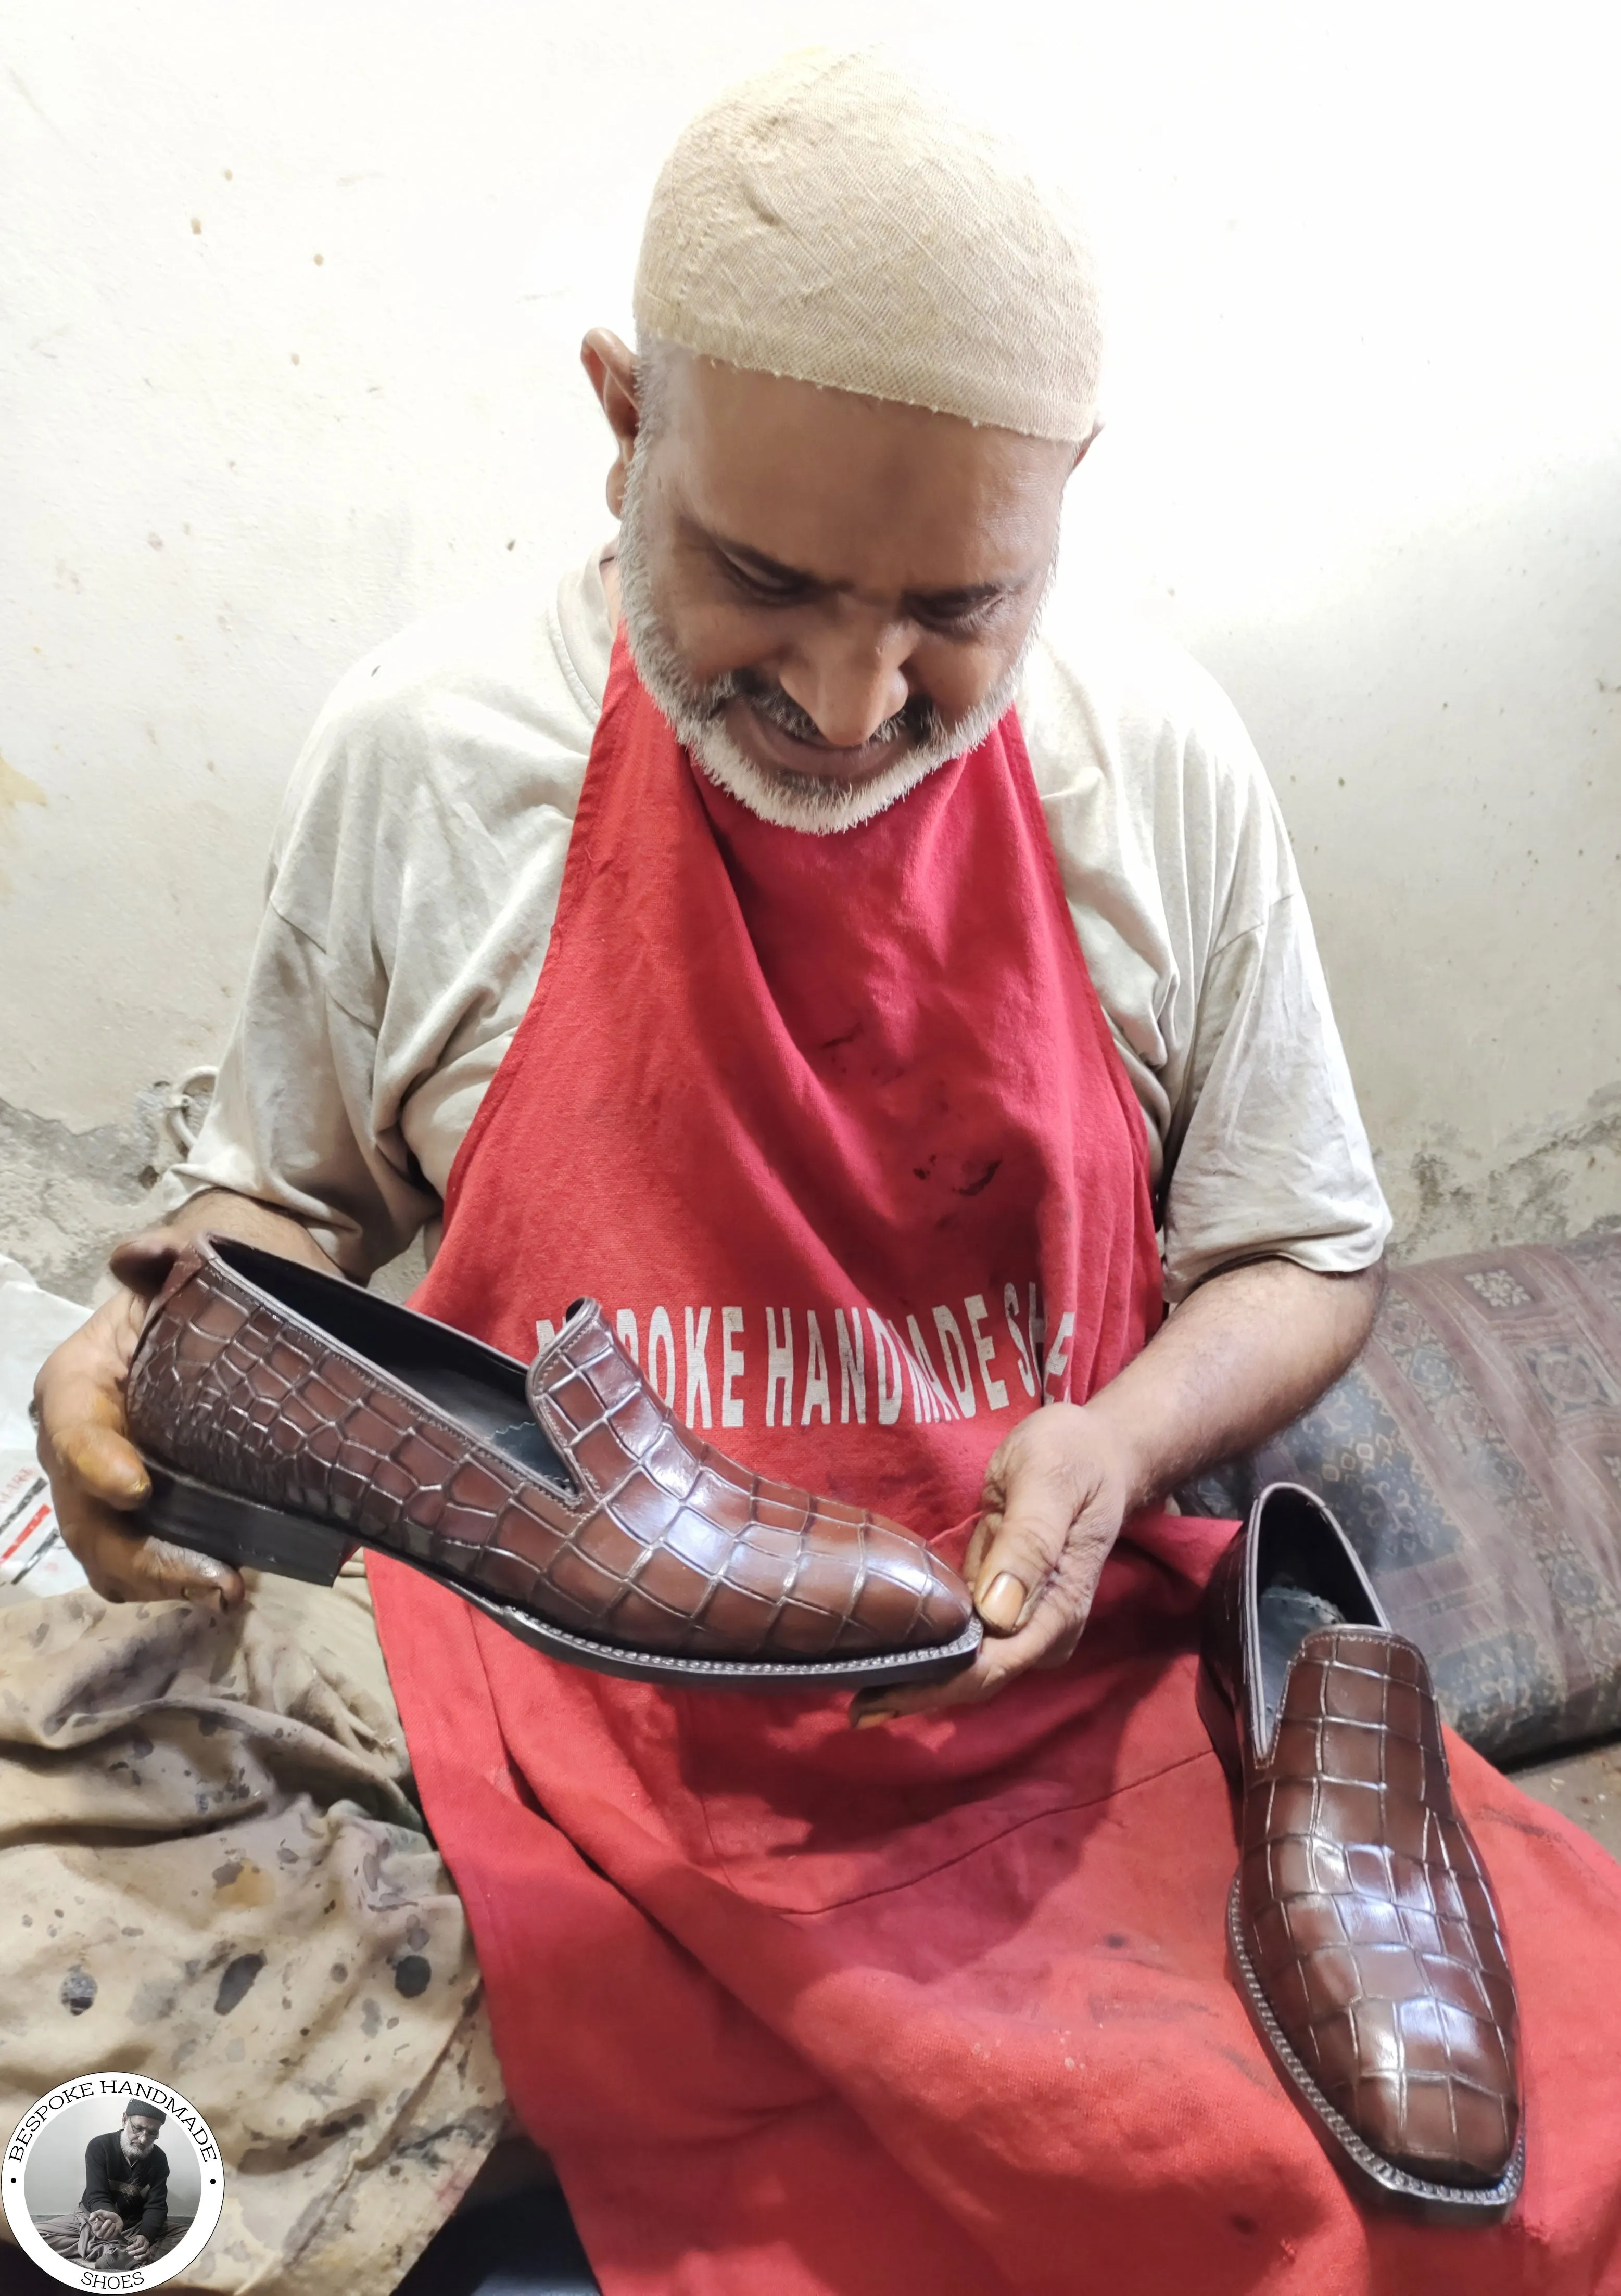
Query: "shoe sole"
141 1459 984 1693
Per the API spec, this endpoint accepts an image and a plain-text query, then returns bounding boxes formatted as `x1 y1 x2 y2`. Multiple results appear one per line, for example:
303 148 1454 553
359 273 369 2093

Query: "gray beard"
615 459 1047 835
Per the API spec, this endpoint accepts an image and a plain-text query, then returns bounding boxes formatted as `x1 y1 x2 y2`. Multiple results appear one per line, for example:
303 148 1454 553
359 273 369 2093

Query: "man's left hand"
850 1400 1133 1724
123 2232 151 2262
846 1257 1386 1728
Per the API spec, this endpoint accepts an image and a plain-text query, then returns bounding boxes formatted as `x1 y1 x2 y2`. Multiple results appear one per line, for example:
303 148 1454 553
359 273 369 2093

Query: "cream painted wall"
2 0 1618 1284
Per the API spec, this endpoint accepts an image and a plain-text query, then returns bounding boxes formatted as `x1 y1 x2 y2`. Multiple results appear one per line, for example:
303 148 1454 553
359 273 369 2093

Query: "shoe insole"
391 1364 575 1494
486 1420 573 1482
207 1238 581 1497
1258 1580 1346 1735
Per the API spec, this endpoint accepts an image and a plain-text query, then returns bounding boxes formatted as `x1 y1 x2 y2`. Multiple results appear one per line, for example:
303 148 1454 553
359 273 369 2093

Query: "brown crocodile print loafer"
122 1234 981 1692
1197 1482 1524 2222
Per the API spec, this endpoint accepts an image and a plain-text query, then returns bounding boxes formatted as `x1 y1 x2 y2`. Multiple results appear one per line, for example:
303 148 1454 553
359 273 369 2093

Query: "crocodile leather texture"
124 1239 973 1661
1201 1502 1522 2192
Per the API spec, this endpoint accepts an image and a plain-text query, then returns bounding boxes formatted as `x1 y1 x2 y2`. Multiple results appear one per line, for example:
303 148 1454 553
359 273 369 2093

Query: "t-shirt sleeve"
1093 637 1395 1304
155 657 444 1281
156 583 590 1281
1160 880 1392 1300
156 908 439 1280
1020 607 1391 1303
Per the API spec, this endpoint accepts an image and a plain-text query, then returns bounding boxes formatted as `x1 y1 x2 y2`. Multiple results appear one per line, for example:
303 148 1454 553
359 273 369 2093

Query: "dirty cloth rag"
0 1560 503 2294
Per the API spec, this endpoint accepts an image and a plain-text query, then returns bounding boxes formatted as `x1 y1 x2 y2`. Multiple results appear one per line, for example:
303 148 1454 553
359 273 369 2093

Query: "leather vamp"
1238 1626 1520 2184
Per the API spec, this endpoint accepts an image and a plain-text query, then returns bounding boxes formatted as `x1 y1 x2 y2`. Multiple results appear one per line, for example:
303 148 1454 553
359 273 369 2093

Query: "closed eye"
911 593 1009 637
717 550 814 605
704 521 1027 633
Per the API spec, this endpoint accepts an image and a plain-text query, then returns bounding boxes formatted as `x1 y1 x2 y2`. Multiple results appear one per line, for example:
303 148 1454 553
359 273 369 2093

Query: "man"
21 45 1621 2296
34 2102 171 2270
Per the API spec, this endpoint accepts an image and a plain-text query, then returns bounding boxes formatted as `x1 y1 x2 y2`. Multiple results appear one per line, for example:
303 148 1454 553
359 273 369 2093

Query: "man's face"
122 2116 160 2157
607 346 1079 832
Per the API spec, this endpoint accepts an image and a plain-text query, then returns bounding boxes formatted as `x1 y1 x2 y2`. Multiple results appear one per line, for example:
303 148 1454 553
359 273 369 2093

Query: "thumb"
54 1416 151 1511
107 1229 186 1301
971 1449 1081 1635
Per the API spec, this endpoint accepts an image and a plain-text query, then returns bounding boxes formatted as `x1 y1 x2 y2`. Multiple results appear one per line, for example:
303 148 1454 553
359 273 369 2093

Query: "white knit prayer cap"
633 48 1101 445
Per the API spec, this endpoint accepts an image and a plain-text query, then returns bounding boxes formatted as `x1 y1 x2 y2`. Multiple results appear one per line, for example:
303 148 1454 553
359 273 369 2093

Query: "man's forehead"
656 352 1071 596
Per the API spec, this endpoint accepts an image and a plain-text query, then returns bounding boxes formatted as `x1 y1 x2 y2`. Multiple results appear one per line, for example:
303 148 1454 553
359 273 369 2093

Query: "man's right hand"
33 1195 343 1606
33 1233 246 1608
88 2211 124 2243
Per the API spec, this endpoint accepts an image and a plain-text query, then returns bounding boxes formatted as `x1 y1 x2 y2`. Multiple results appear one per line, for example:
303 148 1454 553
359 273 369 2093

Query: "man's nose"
776 625 911 749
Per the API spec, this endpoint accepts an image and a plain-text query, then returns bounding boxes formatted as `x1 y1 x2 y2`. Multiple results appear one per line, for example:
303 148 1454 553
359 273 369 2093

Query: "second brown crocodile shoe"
1197 1483 1524 2221
122 1235 981 1692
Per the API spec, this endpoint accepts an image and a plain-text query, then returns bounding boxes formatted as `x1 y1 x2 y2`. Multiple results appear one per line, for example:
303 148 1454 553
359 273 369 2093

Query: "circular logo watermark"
4 2075 224 2291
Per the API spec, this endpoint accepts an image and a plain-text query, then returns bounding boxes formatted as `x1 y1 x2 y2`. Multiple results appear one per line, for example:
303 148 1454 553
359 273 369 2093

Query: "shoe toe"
1341 2003 1519 2187
915 1549 976 1646
1351 2074 1518 2189
1244 1878 1521 2191
830 1513 973 1652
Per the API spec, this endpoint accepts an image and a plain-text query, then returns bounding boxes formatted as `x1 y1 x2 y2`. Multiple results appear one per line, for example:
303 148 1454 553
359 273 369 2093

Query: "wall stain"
4 65 71 147
0 751 47 890
0 753 46 868
0 1088 172 1298
0 750 46 816
1389 1086 1621 1262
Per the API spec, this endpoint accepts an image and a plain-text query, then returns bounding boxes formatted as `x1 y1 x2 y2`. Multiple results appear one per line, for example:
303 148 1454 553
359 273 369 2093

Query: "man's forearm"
1083 1256 1385 1512
113 1188 341 1289
81 2151 115 2218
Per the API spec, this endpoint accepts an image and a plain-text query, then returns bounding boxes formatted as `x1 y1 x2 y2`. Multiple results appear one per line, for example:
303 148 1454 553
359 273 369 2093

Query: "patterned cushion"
1178 1234 1621 1761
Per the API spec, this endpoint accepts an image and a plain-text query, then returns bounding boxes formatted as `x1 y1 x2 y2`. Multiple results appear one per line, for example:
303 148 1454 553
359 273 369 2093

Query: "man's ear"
581 328 641 518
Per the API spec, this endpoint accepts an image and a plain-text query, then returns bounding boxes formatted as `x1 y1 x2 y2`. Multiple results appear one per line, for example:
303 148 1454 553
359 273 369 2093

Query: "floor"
1506 1734 1621 1860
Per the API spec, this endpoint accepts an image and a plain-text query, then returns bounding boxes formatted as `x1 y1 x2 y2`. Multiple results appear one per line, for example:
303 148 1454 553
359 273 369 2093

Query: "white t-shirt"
163 547 1391 1303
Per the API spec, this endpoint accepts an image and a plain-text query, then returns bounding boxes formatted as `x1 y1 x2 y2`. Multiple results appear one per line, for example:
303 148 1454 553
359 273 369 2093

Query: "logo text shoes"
122 1236 981 1692
1197 1483 1524 2220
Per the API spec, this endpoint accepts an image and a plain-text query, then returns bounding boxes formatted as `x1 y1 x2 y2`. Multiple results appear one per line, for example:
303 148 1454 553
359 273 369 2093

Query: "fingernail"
978 1572 1027 1631
853 1707 895 1730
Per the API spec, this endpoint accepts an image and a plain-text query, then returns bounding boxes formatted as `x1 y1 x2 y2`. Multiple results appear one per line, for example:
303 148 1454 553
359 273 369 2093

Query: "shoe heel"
140 1461 356 1586
1195 1657 1243 1791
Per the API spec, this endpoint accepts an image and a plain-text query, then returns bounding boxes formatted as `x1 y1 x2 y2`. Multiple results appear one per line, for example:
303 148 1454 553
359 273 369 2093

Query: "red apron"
372 643 1621 2294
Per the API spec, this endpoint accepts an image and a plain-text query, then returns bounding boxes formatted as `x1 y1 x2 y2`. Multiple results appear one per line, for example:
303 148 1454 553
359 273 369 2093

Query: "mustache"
703 668 947 756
